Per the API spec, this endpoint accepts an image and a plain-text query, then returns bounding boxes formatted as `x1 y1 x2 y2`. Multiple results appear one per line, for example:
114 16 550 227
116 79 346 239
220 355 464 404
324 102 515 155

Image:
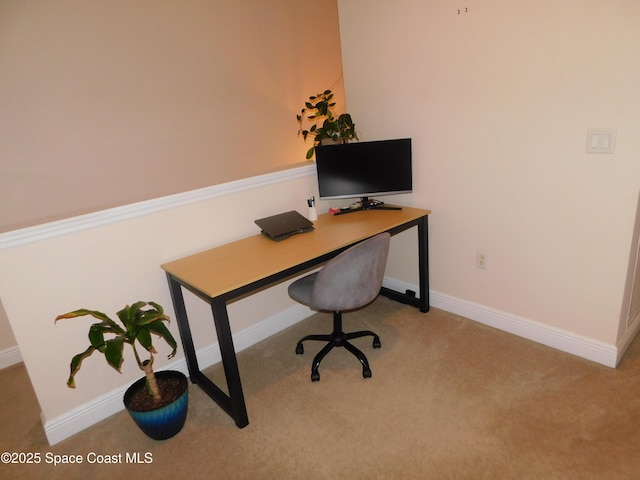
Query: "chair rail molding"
0 164 316 250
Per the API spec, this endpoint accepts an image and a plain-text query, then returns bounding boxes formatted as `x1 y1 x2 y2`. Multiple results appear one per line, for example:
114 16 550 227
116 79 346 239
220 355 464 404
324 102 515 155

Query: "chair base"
296 311 381 382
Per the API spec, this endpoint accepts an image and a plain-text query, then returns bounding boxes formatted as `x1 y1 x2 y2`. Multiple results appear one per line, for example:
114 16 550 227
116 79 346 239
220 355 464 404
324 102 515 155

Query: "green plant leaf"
147 321 178 359
148 301 164 314
88 323 108 352
136 327 153 351
55 308 112 324
104 337 125 371
66 346 97 388
138 313 169 327
306 147 315 159
136 303 169 327
117 301 148 333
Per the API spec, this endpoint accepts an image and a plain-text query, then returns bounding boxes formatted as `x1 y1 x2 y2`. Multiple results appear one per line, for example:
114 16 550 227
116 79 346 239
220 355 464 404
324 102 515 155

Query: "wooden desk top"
161 206 430 299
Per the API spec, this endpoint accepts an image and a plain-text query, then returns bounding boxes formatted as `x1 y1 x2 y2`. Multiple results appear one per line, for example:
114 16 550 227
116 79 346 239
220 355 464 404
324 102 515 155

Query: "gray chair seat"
288 272 317 305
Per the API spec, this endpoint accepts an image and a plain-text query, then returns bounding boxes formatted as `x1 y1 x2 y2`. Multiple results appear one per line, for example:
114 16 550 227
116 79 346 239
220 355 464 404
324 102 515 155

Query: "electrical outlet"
476 251 488 270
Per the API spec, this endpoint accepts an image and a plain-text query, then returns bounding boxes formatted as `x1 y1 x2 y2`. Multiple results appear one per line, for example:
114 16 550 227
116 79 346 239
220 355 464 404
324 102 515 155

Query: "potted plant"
55 301 188 440
297 89 358 159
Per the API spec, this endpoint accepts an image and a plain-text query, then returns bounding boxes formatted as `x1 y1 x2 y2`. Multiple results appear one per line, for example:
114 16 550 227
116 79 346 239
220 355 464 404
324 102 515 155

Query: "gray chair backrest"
309 232 391 312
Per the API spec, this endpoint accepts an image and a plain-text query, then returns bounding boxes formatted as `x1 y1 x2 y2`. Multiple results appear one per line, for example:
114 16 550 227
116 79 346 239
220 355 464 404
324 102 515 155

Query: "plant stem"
140 356 162 404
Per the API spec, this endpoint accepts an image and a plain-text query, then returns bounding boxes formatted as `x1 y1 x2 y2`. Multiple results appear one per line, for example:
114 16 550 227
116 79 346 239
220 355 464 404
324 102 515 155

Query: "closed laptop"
254 210 314 241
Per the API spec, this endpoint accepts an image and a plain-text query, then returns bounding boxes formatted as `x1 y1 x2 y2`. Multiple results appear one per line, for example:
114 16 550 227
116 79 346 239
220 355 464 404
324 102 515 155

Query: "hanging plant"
297 89 358 159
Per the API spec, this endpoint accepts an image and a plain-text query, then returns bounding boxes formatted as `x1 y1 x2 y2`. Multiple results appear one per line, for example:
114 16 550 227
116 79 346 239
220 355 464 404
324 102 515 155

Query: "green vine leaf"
295 89 358 159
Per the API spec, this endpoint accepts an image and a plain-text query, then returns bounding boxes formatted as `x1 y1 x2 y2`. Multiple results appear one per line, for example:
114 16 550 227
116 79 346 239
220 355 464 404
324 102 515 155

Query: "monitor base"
332 197 402 215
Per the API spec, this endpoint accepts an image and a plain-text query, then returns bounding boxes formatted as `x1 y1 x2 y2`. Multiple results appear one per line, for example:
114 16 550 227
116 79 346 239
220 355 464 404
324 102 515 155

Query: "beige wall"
4 0 640 443
0 0 344 232
338 0 640 345
0 0 344 364
0 0 346 443
0 301 17 354
0 169 321 443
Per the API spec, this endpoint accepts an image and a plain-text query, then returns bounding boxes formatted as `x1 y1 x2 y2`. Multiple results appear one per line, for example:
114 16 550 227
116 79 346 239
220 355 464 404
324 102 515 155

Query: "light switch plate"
586 128 616 154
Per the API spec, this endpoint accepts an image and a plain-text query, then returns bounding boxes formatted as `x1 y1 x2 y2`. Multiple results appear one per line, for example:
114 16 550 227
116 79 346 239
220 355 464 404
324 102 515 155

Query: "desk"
161 206 430 428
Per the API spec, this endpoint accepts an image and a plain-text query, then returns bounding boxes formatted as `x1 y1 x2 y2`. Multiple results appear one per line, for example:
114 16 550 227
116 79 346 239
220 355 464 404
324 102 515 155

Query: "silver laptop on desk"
254 210 314 241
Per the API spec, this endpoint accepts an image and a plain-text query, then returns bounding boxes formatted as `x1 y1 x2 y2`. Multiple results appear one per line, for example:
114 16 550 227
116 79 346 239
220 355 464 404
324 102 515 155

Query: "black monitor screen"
315 138 412 201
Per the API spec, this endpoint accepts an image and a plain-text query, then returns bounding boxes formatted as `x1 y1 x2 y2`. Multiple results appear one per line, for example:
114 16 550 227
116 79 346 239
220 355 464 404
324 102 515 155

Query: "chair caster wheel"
363 366 372 378
311 371 320 382
296 343 304 355
373 337 381 349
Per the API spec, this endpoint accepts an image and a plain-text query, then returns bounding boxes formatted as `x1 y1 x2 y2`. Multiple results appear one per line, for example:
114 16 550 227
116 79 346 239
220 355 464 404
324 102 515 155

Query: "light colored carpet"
2 297 640 479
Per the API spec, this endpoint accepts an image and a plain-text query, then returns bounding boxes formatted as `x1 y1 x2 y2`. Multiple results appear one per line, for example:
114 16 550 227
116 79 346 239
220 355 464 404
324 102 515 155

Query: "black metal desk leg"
211 298 249 428
166 273 201 379
418 216 430 313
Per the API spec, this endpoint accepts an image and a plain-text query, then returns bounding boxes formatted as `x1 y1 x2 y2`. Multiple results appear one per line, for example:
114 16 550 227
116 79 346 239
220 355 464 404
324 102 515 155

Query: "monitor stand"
333 197 402 215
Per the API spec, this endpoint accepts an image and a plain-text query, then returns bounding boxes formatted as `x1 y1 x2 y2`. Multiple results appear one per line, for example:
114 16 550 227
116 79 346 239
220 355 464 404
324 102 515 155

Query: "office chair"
288 232 391 381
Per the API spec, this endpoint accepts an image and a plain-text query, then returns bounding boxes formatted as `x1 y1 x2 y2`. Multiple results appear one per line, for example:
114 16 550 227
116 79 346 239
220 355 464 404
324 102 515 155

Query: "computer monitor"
315 138 412 212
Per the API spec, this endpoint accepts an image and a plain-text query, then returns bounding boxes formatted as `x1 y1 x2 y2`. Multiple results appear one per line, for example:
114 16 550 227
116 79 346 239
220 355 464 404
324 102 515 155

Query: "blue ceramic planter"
123 370 188 440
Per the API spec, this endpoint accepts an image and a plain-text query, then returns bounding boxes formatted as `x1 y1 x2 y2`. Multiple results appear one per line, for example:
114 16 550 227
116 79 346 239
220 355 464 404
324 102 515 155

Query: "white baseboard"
44 304 312 445
616 310 640 365
0 346 23 370
382 278 619 368
44 275 628 445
